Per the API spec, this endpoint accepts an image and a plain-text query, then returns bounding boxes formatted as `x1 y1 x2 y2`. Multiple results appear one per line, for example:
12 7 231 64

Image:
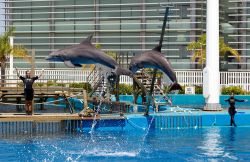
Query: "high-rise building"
1 0 248 70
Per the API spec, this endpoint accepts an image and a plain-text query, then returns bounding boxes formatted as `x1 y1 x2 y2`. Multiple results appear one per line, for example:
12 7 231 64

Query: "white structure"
203 0 221 111
9 36 14 77
8 36 14 87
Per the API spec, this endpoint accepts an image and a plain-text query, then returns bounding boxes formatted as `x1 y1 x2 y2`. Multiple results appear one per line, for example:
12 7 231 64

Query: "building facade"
1 0 248 70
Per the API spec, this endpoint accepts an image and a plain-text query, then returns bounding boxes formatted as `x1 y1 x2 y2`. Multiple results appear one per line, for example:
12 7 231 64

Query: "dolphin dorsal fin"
153 45 162 52
80 34 93 44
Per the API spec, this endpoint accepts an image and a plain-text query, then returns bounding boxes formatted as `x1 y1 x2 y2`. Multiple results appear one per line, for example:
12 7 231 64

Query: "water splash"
89 74 105 134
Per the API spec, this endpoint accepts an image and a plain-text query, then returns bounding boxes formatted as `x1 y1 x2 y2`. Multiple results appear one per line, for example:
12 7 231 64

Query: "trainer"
15 67 44 115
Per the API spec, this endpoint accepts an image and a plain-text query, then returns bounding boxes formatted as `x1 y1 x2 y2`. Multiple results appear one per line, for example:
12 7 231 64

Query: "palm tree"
0 27 30 86
187 34 240 67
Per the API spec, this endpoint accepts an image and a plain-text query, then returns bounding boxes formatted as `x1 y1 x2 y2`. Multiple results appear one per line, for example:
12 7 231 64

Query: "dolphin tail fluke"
168 82 182 92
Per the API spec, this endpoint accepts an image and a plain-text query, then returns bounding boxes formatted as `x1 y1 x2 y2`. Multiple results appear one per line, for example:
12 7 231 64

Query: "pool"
1 126 250 162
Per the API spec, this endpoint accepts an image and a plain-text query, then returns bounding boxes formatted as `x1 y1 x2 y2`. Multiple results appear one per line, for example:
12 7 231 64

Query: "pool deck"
0 113 125 122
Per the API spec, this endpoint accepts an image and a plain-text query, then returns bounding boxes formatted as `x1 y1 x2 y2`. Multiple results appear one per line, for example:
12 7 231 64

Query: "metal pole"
146 7 169 115
149 7 169 95
159 7 169 48
83 89 88 111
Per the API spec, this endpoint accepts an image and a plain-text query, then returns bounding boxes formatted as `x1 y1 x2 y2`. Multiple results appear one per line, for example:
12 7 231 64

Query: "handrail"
86 65 97 82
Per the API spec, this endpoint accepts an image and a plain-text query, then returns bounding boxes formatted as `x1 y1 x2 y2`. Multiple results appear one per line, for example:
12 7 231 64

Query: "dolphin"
45 34 119 70
129 45 182 92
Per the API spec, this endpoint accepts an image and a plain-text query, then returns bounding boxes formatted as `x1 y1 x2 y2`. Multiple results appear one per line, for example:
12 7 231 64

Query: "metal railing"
2 69 250 91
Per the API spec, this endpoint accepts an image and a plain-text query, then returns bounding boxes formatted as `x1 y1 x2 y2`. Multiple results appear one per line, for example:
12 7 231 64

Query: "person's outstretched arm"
33 69 44 81
38 69 44 78
15 67 25 81
15 67 20 78
235 98 248 102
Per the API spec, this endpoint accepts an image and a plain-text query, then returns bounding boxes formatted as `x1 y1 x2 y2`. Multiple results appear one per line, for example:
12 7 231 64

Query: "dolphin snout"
45 55 51 60
45 51 63 62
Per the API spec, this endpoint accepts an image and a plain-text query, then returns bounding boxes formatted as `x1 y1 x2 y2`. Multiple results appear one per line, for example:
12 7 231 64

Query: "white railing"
176 70 250 91
3 69 91 83
175 70 203 86
220 72 250 91
2 69 250 91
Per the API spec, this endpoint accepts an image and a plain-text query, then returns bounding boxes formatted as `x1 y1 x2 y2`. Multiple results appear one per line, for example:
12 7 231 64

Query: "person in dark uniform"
15 67 44 115
92 96 99 113
224 93 247 127
107 72 117 91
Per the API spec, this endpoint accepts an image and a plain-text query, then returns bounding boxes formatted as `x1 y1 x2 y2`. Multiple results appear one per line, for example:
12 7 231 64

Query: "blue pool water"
1 126 250 162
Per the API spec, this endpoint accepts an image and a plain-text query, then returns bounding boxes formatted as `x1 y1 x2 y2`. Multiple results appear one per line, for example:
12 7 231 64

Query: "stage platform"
0 113 125 122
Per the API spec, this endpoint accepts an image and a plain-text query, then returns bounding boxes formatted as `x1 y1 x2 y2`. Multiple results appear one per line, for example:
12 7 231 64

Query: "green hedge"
18 81 92 93
195 86 203 94
163 85 248 95
118 84 133 95
221 86 245 95
69 83 92 93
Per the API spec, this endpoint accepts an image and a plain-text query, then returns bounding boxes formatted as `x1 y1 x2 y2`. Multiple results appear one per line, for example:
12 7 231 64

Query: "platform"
0 113 125 122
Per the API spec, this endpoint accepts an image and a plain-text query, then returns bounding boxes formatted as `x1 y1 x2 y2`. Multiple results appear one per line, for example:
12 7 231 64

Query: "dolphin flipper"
64 60 75 68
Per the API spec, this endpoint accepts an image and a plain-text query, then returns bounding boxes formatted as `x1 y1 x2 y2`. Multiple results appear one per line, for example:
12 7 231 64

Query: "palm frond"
187 34 241 65
12 44 31 62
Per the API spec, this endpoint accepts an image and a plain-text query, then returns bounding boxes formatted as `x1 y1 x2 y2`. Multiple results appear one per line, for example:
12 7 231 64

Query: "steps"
134 70 164 96
86 66 107 97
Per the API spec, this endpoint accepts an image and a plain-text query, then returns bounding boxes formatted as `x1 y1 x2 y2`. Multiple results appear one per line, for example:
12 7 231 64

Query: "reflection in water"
222 127 238 161
229 127 236 142
198 127 239 161
198 127 224 157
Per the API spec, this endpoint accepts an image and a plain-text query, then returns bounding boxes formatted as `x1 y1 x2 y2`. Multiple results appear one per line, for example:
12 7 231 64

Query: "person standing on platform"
15 67 44 115
225 93 247 127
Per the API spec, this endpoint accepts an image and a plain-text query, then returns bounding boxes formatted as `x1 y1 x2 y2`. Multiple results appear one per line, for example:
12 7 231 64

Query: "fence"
1 69 250 91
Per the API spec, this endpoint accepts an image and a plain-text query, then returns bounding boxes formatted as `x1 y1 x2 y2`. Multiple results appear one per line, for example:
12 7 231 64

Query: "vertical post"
115 75 120 102
140 0 146 51
31 49 35 114
9 36 14 86
31 49 35 76
146 7 169 115
83 89 88 111
94 0 100 43
203 0 221 111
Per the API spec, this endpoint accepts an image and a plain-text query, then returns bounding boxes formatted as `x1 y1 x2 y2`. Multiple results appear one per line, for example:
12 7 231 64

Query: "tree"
0 27 30 86
187 34 240 66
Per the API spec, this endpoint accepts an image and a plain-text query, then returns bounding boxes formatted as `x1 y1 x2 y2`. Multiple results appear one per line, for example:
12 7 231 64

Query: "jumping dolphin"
129 45 182 92
45 34 119 70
